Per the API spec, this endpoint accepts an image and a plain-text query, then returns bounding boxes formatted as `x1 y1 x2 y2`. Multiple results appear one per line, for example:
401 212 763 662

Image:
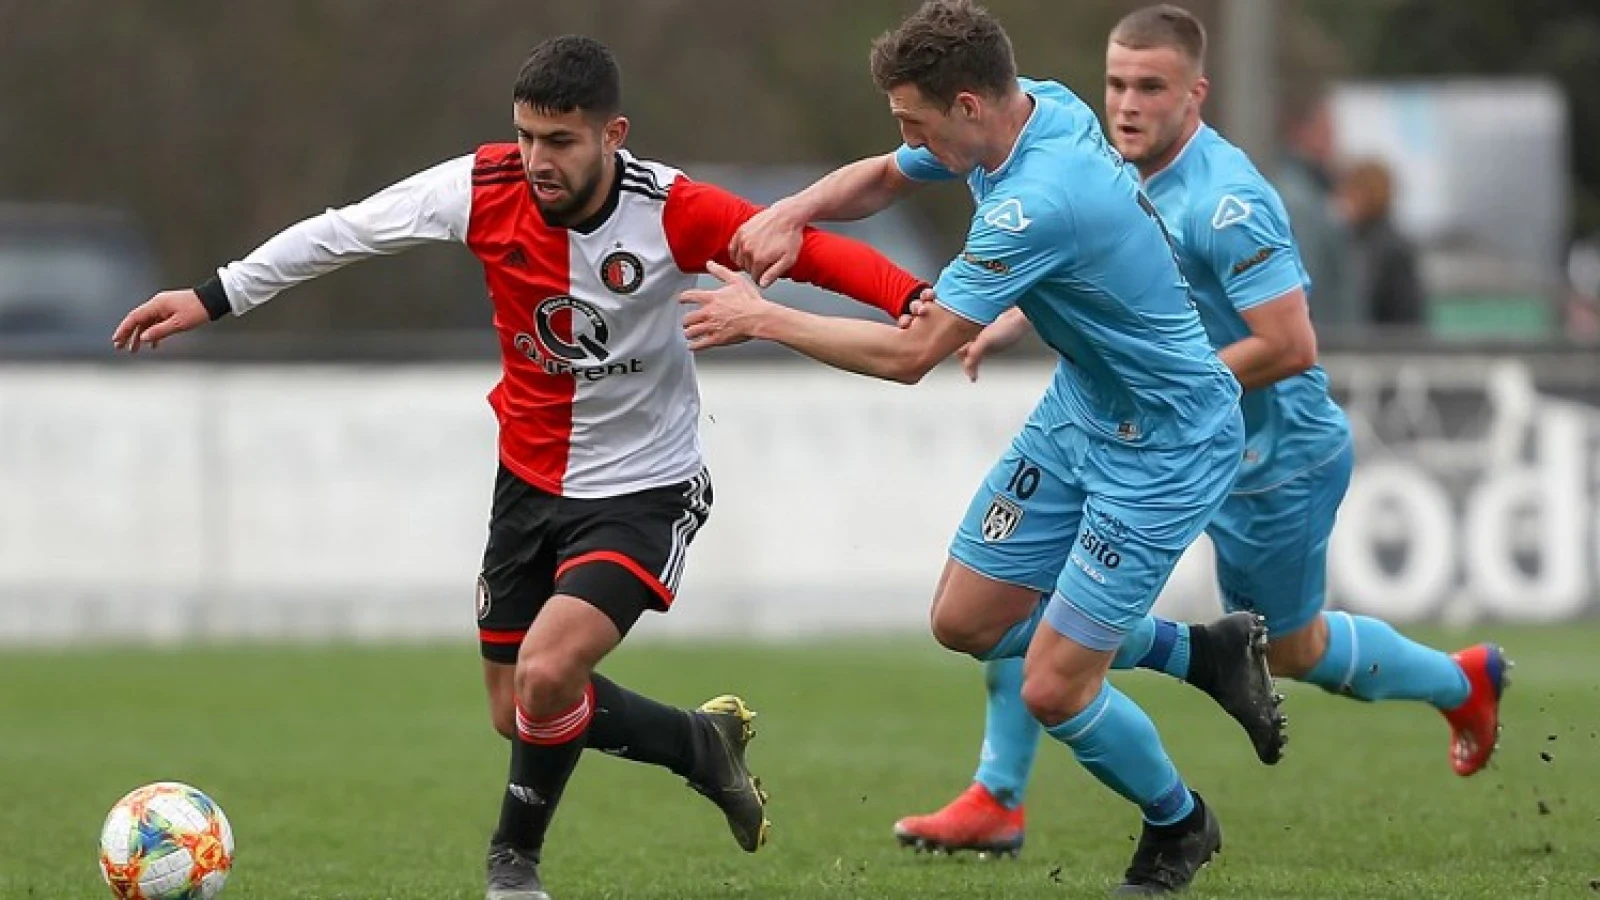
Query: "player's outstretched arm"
682 262 980 384
731 153 920 287
666 178 928 321
111 155 472 353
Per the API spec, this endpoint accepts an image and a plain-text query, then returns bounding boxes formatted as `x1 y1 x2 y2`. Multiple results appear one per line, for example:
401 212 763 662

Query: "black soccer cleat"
686 694 772 852
485 840 551 900
1191 612 1287 765
1113 793 1222 896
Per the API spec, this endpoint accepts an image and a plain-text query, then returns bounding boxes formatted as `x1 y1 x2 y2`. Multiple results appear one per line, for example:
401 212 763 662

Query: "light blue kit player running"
684 3 1284 894
892 4 1512 863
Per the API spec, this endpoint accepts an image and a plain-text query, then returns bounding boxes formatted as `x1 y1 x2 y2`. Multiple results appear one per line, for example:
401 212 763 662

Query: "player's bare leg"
927 558 1049 659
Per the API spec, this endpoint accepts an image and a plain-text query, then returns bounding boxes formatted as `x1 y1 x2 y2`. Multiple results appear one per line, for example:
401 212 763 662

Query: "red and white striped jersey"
212 145 925 498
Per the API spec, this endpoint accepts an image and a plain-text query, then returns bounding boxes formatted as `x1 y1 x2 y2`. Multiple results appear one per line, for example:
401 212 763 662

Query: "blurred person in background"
1338 157 1426 327
1275 86 1357 330
109 34 932 900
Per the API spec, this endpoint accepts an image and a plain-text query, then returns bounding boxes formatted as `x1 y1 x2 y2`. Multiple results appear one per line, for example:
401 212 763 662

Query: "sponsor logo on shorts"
1089 510 1130 544
1070 519 1123 584
1076 527 1122 570
981 495 1024 542
476 574 492 621
1071 553 1107 583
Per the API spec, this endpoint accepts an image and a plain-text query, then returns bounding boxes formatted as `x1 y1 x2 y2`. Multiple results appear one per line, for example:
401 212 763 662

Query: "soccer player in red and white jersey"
112 36 929 900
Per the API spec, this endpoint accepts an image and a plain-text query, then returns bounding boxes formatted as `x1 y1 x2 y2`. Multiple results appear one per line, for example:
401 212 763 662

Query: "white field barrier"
0 356 1593 645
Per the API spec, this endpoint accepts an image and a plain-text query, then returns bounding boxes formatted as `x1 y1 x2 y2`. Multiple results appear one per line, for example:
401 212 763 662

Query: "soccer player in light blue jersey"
687 2 1286 893
890 4 1512 861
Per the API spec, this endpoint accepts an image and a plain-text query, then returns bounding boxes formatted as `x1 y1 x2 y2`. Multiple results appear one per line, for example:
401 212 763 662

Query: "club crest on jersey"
983 198 1031 232
600 250 644 294
1211 194 1252 230
476 574 492 621
981 495 1024 543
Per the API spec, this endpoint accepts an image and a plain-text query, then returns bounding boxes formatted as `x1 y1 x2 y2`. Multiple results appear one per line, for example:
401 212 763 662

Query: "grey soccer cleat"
485 840 550 900
1192 612 1288 765
1113 793 1222 896
686 694 772 852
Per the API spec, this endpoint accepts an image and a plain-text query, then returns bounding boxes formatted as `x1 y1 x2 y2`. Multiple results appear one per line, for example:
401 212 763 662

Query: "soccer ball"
98 781 234 900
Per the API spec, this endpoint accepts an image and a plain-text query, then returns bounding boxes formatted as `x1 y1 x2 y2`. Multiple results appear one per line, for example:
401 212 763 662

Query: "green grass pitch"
2 625 1597 898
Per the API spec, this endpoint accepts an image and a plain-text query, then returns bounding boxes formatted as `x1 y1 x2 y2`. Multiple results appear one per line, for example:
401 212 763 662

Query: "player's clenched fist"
111 289 212 353
729 202 805 288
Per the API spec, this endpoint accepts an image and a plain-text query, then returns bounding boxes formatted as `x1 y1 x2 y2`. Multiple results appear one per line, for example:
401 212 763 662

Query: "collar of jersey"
1142 123 1212 188
984 88 1045 180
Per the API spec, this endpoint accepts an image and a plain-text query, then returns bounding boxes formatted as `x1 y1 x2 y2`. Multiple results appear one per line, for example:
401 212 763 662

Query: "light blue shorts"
1209 442 1354 637
949 409 1245 651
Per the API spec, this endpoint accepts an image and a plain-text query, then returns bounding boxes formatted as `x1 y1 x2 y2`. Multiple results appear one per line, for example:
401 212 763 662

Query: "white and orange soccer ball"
98 781 234 900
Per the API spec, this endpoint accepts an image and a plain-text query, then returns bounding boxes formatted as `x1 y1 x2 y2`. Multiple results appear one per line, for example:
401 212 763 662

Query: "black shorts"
476 464 712 664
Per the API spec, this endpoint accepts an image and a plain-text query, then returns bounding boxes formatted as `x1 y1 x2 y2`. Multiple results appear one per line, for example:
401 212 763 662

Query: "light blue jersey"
1142 124 1350 493
927 80 1245 649
897 79 1239 449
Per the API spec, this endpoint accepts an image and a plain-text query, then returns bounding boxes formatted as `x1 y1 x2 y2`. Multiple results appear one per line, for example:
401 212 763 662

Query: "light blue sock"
1304 611 1470 708
1044 681 1194 826
975 596 1048 662
972 658 1040 808
1111 615 1192 680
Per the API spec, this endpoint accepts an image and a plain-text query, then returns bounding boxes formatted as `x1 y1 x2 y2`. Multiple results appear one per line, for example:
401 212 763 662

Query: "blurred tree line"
1 0 1593 335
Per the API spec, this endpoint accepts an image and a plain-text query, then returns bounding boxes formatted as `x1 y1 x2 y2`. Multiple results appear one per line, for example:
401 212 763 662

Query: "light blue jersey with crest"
1141 124 1349 492
895 78 1239 449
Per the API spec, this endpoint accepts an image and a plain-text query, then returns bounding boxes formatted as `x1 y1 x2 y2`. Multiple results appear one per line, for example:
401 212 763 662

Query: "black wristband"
194 275 232 321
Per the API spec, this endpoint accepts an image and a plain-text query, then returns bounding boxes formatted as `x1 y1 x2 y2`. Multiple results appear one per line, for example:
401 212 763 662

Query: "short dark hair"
869 0 1016 109
513 35 621 118
1110 5 1208 71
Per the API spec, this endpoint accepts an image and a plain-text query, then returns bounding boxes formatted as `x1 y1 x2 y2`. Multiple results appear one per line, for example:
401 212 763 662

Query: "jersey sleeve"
932 187 1070 326
213 155 472 315
892 145 963 183
663 177 927 319
1194 183 1305 312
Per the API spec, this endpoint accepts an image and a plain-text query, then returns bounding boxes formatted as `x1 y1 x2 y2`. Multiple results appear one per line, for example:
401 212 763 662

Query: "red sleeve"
663 176 927 319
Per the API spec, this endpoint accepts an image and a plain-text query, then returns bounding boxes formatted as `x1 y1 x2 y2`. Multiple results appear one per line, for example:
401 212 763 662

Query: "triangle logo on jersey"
983 198 1031 232
1211 194 1252 230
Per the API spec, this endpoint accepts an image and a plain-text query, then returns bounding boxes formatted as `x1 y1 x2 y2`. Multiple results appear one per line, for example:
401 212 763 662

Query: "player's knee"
1020 669 1101 728
513 652 589 718
928 607 994 656
1268 618 1328 678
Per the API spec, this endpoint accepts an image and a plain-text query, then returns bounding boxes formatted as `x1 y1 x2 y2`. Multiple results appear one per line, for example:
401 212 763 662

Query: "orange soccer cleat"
892 783 1025 857
1441 642 1512 776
